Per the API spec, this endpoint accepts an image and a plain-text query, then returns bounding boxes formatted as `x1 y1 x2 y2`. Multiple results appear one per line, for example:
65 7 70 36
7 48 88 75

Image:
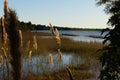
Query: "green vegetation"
97 0 120 80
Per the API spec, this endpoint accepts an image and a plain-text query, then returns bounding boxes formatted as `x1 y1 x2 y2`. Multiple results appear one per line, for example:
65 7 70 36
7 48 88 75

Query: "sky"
0 0 110 29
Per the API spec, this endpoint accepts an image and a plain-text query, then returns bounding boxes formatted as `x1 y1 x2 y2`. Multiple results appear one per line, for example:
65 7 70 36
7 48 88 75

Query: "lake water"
22 53 83 73
34 30 107 42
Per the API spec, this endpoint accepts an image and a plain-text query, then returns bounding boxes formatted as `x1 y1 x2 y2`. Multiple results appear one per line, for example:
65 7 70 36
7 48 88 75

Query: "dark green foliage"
5 9 22 80
97 0 120 80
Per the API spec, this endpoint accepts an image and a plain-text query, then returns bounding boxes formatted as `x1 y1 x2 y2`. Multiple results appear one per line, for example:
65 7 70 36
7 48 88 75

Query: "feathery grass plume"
0 17 8 47
55 28 61 46
33 35 37 51
49 54 53 65
49 23 61 47
26 40 31 52
49 23 55 34
19 30 23 47
4 9 22 80
28 50 32 64
58 49 62 62
66 67 74 80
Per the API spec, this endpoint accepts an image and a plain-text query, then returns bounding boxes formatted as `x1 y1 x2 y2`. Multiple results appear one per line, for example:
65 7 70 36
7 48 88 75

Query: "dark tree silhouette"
97 0 120 80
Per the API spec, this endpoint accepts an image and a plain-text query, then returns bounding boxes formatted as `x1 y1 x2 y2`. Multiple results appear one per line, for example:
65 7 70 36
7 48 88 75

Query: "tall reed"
0 55 3 65
58 49 62 62
19 30 23 47
1 47 10 80
0 17 8 48
49 23 55 34
49 23 61 47
4 8 22 80
66 67 74 80
49 54 53 65
28 50 32 64
49 23 62 65
55 28 61 47
33 35 37 51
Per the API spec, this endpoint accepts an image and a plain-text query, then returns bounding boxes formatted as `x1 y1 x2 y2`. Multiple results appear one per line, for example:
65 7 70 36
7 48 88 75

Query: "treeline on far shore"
0 20 103 31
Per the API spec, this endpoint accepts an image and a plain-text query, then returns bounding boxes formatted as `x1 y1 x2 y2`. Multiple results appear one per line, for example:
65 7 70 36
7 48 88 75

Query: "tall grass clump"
4 0 22 79
49 23 63 63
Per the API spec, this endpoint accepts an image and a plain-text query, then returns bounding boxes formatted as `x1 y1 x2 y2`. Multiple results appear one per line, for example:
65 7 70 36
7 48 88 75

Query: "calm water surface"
22 53 83 73
35 30 107 42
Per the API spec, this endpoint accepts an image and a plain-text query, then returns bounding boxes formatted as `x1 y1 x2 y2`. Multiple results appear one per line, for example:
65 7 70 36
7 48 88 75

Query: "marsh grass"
0 31 102 59
21 63 96 80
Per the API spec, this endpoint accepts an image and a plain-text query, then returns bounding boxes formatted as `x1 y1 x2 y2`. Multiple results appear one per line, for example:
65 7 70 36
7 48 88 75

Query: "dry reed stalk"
1 47 10 80
33 35 37 51
19 30 23 47
0 17 8 47
0 55 3 66
0 55 4 80
55 28 61 46
28 50 32 64
49 54 53 65
58 49 62 62
66 67 74 80
1 47 7 59
26 40 31 52
49 23 61 47
49 23 55 34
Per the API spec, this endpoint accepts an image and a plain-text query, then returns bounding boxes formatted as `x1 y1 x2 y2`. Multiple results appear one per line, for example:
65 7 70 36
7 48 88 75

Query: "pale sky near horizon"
0 0 110 29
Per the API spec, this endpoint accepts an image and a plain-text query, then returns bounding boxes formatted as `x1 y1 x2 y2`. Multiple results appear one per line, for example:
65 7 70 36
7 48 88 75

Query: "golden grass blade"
0 55 3 65
1 47 7 59
49 23 55 34
0 17 8 47
28 50 32 64
66 67 74 80
55 28 61 46
19 30 23 47
49 54 53 65
33 35 37 51
58 49 62 62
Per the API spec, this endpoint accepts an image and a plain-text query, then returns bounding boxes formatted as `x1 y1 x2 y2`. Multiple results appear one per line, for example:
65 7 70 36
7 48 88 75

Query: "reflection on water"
22 53 84 73
33 30 108 42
